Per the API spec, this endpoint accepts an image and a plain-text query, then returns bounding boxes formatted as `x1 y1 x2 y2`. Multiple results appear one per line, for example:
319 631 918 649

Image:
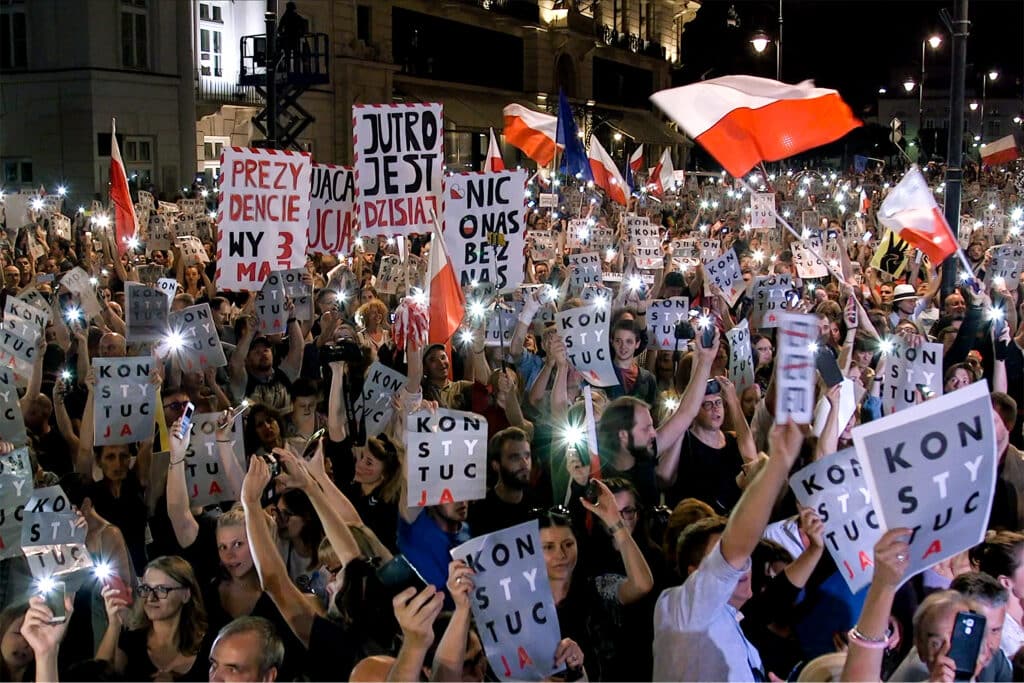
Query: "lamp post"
750 0 783 81
980 69 999 145
919 35 942 142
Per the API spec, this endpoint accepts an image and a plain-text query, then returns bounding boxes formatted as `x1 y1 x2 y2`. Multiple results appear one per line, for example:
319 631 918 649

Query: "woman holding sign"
538 478 654 681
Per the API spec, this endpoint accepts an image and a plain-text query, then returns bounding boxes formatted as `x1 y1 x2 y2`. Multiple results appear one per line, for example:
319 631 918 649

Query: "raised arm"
279 307 304 381
326 361 349 443
52 378 81 456
165 417 201 548
782 508 825 588
19 336 46 415
77 369 97 477
388 587 445 683
509 291 542 361
431 561 475 682
229 314 255 400
582 479 654 605
717 375 757 464
655 333 717 486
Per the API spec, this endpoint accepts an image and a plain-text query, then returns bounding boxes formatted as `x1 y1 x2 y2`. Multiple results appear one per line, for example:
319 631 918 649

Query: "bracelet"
287 318 297 325
607 519 627 535
847 626 891 649
168 456 186 467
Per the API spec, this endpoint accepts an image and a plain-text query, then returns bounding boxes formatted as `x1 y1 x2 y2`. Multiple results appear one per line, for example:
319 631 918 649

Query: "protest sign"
870 228 913 278
139 190 155 209
568 252 602 292
801 211 822 231
0 448 31 559
277 268 313 321
173 217 199 240
166 303 227 371
699 238 721 261
852 381 997 586
0 297 43 378
216 146 312 290
583 225 614 252
178 235 209 265
376 255 403 294
528 230 556 262
443 170 528 292
750 192 775 229
726 320 754 394
255 271 288 335
626 216 661 269
22 505 86 547
880 339 943 414
93 356 156 445
354 362 408 439
308 163 358 255
353 102 443 237
485 305 518 348
646 297 691 350
405 408 487 507
567 219 589 250
450 521 562 681
792 238 829 279
0 369 27 447
775 312 817 424
184 413 245 507
158 201 179 215
147 214 171 251
177 198 204 216
21 485 93 581
845 217 866 240
3 194 29 233
670 238 699 261
555 304 616 387
157 277 178 305
49 213 71 241
789 448 882 593
17 287 50 315
986 244 1024 290
538 193 558 208
60 267 102 319
580 283 613 306
750 274 792 329
703 248 744 306
124 282 169 343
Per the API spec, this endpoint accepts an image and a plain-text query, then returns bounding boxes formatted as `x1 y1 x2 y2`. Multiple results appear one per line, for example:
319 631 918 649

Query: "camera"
320 339 362 364
583 479 601 506
674 319 696 341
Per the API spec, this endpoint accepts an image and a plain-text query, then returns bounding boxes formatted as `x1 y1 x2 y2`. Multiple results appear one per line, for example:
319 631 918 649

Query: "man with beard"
929 290 968 338
469 427 538 536
398 499 471 608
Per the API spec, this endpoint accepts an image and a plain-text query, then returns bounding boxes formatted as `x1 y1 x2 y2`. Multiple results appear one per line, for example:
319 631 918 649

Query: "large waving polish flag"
588 136 629 205
485 128 505 172
109 118 138 255
981 131 1024 166
651 76 861 178
427 219 466 344
878 165 957 265
629 144 645 174
649 148 675 196
503 104 559 166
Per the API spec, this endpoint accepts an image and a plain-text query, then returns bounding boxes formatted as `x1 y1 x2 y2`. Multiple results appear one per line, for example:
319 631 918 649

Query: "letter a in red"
439 489 455 504
858 551 874 570
517 647 533 670
922 539 942 559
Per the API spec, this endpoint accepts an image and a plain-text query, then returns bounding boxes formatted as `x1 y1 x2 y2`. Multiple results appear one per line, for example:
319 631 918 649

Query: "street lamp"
749 30 780 80
969 101 979 111
980 69 999 145
919 34 942 142
903 78 916 94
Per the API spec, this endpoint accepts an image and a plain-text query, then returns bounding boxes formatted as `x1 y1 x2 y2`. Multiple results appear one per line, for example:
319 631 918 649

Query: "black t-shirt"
305 616 364 682
603 456 660 510
665 430 744 513
342 480 399 552
33 428 72 476
119 627 213 682
468 487 540 537
85 476 149 575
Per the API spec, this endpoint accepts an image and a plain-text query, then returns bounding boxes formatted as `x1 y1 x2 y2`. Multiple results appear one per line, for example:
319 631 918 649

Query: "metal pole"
919 40 926 152
777 0 783 81
940 0 969 299
264 0 278 149
980 75 987 146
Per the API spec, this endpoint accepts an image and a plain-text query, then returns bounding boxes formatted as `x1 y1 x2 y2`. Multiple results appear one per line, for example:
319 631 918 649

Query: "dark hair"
675 516 728 579
991 392 1018 421
533 506 574 530
210 295 230 312
974 531 1024 580
663 498 717 567
138 556 208 655
597 396 647 464
751 539 793 595
279 489 325 572
365 435 403 503
0 603 32 681
487 426 530 465
289 377 320 400
950 571 1009 607
243 403 282 453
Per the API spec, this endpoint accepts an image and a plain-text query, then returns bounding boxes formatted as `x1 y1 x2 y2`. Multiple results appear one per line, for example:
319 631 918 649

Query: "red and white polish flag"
981 131 1024 166
427 219 466 344
588 135 629 205
650 75 861 178
878 165 957 265
109 118 138 254
649 148 675 196
485 127 505 172
503 104 559 166
629 144 645 174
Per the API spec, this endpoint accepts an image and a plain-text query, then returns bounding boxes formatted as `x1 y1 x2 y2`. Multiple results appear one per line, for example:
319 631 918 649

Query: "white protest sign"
406 408 487 507
986 244 1024 291
703 248 744 306
555 304 616 387
48 213 72 241
646 297 691 350
0 369 27 447
792 238 829 279
157 277 178 305
801 211 822 231
670 238 699 260
812 379 857 439
2 194 29 232
750 274 792 329
699 238 721 261
852 381 997 586
353 102 443 237
376 254 403 294
528 230 556 262
22 494 86 548
255 271 288 335
184 413 245 507
21 485 93 580
216 146 312 290
567 219 589 250
626 215 661 269
580 283 613 307
484 306 518 348
177 198 204 216
277 268 313 321
0 448 32 559
138 190 155 209
451 521 563 681
750 192 775 229
775 312 817 424
538 192 558 208
166 303 227 371
60 267 102 319
726 320 754 394
567 252 602 292
880 340 943 415
0 297 44 378
147 214 171 251
789 448 882 593
443 170 528 292
93 356 156 445
355 362 407 439
845 217 866 240
308 163 358 256
124 283 169 343
178 235 209 265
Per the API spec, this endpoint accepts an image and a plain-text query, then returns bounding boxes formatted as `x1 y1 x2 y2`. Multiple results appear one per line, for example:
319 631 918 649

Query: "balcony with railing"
449 0 541 23
195 74 263 107
596 24 667 60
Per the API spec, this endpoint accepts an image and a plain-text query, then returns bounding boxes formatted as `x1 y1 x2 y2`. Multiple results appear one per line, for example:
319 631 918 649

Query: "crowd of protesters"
0 156 1023 683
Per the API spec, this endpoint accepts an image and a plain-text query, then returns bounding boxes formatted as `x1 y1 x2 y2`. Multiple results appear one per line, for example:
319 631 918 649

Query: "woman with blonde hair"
98 555 211 680
355 298 391 361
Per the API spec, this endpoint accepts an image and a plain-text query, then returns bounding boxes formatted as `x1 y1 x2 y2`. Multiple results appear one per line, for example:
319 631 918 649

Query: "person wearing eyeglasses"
97 555 212 681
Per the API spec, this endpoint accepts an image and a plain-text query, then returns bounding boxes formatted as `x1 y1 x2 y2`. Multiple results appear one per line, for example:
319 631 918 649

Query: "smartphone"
917 383 936 400
583 479 601 506
36 273 54 284
41 580 67 624
219 400 251 429
700 321 716 348
179 401 195 438
949 611 986 680
785 290 801 308
104 573 134 607
301 427 327 460
376 554 429 598
389 312 397 325
816 347 844 388
705 378 722 395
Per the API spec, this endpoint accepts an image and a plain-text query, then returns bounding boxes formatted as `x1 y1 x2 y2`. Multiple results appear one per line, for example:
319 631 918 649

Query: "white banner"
774 312 817 424
405 409 487 507
750 192 775 229
308 163 358 256
750 274 792 329
646 297 691 350
703 249 745 306
726 320 754 394
555 304 616 387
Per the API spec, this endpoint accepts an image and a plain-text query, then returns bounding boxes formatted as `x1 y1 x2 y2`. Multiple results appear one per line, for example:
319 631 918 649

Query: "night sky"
675 0 1023 116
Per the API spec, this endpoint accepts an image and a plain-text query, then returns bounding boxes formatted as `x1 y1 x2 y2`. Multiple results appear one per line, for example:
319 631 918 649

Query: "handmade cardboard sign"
880 340 943 414
443 170 528 292
775 312 817 424
308 163 358 256
183 413 245 507
93 356 156 445
21 485 93 580
852 382 997 587
178 235 209 265
405 408 487 507
125 282 169 343
568 252 602 292
216 146 312 290
727 320 754 394
626 215 661 269
986 244 1024 291
60 267 102 319
450 521 562 682
528 230 556 262
0 448 32 559
376 255 403 294
789 448 882 593
353 102 443 237
555 304 616 387
750 192 775 229
646 297 691 350
792 238 829 279
278 268 313 321
355 362 408 439
484 305 518 348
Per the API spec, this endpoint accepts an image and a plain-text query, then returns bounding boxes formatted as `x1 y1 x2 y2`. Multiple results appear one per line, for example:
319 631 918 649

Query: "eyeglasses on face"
618 506 640 520
136 583 187 600
701 399 724 411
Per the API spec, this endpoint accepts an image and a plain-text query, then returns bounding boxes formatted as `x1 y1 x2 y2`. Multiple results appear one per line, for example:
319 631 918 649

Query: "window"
2 158 33 184
0 1 27 69
357 5 371 43
121 136 154 188
121 0 148 68
199 27 222 76
203 140 224 160
199 3 222 23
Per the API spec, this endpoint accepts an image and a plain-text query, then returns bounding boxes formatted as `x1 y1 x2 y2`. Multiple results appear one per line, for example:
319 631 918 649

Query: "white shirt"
1001 612 1024 660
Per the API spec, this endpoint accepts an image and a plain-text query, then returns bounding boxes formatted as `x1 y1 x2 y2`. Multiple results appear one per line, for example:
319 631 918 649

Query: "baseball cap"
251 336 274 349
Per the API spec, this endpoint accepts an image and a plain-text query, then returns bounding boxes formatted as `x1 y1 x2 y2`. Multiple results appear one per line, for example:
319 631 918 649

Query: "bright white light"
92 214 110 228
627 274 643 292
208 211 217 219
959 271 971 283
991 276 1007 289
783 210 791 218
410 288 427 306
546 284 560 300
987 306 1005 320
30 198 44 211
65 307 83 322
559 422 587 448
470 279 479 289
468 300 486 319
879 338 895 355
201 190 209 198
93 562 112 580
807 283 817 292
752 249 765 262
664 396 680 412
337 290 349 302
594 295 609 309
57 185 67 196
126 237 140 250
355 237 364 247
828 259 840 269
164 331 185 352
89 277 99 286
36 577 57 595
605 248 617 261
697 314 712 330
798 189 807 198
1010 207 1022 221
386 237 396 246
807 341 820 353
60 370 72 381
710 200 719 209
458 329 475 346
77 206 85 214
988 203 996 211
700 200 709 209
